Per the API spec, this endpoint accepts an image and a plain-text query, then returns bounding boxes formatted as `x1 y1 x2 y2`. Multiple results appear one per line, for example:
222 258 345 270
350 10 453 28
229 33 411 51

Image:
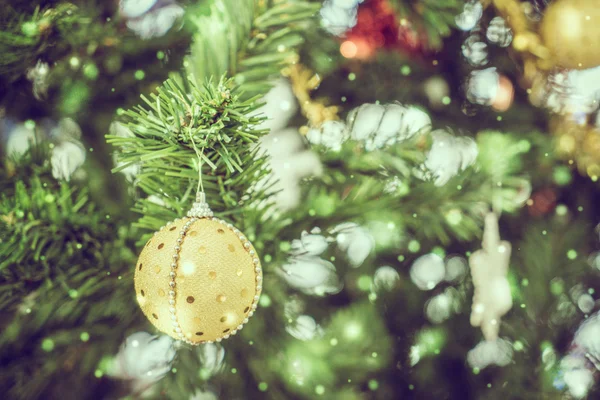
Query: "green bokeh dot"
70 57 81 68
21 21 39 37
199 368 211 380
431 246 446 258
517 140 531 152
313 194 336 216
258 382 268 392
368 379 379 391
553 166 572 186
550 279 564 296
41 338 54 352
445 209 463 225
357 275 372 291
407 240 420 253
83 63 99 80
513 341 524 351
259 294 271 307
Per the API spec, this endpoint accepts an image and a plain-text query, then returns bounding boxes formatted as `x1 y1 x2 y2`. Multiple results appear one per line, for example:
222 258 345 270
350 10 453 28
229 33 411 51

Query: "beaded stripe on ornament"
163 192 263 346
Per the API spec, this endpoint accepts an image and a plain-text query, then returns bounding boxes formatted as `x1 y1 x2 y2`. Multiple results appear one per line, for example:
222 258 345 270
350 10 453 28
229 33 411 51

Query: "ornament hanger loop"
186 124 211 217
187 190 213 218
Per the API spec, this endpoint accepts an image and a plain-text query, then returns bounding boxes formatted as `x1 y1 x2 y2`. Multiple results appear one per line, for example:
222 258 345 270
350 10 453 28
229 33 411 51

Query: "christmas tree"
2 0 600 399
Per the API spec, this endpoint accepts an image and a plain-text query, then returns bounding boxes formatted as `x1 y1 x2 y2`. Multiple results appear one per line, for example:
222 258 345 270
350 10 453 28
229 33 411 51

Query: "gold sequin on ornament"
134 216 262 345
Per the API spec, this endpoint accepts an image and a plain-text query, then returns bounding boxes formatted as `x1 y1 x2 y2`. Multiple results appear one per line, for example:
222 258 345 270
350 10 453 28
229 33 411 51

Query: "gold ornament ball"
540 0 600 70
134 216 262 344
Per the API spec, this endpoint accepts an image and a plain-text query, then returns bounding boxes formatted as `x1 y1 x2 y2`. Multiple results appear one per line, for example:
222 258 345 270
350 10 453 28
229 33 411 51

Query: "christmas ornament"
469 212 512 341
540 0 600 70
134 193 262 345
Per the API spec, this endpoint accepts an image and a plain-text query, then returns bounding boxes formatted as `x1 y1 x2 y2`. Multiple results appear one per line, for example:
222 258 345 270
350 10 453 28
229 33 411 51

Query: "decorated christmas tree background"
2 0 600 399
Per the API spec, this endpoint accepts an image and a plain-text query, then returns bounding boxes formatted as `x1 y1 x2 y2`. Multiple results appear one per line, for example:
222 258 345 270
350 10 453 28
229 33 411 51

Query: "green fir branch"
295 130 549 249
186 0 320 97
388 0 463 50
107 75 271 243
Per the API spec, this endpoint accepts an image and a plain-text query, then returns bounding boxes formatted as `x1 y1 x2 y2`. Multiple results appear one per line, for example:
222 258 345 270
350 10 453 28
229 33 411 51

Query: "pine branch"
0 1 192 122
0 146 123 301
292 130 551 248
107 75 271 242
186 0 320 98
0 146 139 397
388 0 463 50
